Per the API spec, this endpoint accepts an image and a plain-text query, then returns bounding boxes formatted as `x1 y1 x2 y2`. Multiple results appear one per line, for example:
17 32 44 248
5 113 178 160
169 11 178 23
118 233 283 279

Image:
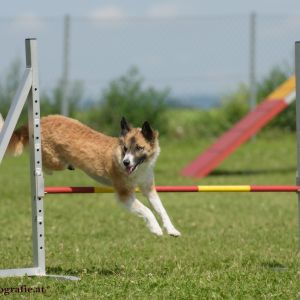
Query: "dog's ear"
141 121 155 142
120 117 131 136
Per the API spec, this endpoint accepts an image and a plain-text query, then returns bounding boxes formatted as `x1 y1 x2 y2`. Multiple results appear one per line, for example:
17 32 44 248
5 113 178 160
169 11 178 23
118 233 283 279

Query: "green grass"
0 132 299 299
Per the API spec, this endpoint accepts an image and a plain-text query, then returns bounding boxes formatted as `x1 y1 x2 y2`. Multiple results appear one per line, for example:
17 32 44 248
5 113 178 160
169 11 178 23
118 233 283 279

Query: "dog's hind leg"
116 191 163 236
140 184 181 237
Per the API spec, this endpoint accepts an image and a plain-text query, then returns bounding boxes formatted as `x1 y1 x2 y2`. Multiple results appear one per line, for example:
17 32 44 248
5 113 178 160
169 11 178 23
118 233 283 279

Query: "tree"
256 66 294 130
220 65 294 131
0 59 84 119
96 67 169 135
0 59 22 116
41 80 84 117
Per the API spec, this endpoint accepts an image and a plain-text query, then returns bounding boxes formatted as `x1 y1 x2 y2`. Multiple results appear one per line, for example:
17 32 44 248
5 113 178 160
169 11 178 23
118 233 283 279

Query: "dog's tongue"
127 166 135 174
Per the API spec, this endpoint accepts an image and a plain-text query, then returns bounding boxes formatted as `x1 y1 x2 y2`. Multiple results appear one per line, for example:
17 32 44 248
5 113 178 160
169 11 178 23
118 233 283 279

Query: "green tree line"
0 60 294 137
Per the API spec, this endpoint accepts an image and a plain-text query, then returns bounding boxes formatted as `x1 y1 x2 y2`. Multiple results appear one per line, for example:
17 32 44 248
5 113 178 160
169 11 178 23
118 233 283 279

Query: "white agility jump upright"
295 41 300 250
0 39 78 280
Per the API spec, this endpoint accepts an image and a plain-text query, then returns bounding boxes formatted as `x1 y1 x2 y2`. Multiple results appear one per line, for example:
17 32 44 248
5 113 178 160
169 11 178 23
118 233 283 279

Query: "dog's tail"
0 113 29 156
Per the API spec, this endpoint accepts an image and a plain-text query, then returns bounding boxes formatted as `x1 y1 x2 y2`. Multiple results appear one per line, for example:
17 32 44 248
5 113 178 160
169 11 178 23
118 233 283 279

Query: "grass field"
0 131 299 299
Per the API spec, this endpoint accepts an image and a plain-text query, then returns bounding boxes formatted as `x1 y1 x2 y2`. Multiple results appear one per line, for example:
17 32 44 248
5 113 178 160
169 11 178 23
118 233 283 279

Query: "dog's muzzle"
123 156 145 175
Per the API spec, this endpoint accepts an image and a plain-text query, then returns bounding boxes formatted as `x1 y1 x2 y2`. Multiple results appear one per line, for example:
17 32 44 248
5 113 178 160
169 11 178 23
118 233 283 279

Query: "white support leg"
0 69 32 163
26 38 46 276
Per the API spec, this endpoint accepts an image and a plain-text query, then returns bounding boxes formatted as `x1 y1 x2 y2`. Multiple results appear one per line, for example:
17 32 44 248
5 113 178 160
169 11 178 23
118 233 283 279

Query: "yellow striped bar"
197 185 251 192
94 187 114 193
44 185 300 194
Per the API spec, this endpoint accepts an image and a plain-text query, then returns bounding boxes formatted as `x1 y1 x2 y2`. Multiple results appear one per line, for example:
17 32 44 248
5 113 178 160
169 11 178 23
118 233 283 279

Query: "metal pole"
249 12 257 112
295 41 300 250
25 38 46 275
0 70 32 163
61 14 71 116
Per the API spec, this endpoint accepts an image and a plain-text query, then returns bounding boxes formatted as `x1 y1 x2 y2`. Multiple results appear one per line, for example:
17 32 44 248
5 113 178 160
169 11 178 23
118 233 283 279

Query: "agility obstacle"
0 38 300 281
0 39 78 280
182 75 296 178
45 185 300 193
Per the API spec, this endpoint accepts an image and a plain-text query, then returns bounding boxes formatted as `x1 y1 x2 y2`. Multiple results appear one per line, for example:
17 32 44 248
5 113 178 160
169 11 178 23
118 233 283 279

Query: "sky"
1 1 300 17
1 1 300 105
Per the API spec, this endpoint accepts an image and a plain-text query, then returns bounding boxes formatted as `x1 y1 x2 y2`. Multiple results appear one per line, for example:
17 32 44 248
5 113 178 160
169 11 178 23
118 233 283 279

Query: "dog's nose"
123 159 130 167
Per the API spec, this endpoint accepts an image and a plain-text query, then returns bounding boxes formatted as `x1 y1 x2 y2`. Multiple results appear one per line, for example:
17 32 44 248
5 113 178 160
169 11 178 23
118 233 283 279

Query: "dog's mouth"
126 164 138 175
125 157 145 175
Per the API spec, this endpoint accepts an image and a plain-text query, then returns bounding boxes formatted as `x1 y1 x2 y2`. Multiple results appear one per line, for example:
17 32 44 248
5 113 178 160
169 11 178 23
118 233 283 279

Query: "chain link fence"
0 14 299 109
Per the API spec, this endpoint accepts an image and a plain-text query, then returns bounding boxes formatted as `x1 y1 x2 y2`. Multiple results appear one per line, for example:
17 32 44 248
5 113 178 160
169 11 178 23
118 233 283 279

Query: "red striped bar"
250 185 300 192
156 186 199 192
44 185 300 194
45 186 95 194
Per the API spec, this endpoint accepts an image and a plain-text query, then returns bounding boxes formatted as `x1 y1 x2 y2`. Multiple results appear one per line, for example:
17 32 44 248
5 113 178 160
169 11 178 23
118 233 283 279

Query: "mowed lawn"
0 132 299 299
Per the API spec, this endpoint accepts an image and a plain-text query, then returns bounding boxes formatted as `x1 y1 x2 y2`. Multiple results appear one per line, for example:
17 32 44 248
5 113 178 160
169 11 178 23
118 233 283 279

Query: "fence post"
249 12 257 113
61 14 71 116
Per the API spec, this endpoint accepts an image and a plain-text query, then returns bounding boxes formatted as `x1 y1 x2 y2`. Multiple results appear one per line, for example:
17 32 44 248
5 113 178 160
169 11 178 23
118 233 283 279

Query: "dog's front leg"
140 185 181 237
116 191 163 236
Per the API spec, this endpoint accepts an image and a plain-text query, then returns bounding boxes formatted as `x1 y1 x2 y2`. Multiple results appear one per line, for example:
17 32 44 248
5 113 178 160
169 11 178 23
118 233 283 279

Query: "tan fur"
7 125 29 156
7 115 156 192
5 114 181 236
120 128 158 161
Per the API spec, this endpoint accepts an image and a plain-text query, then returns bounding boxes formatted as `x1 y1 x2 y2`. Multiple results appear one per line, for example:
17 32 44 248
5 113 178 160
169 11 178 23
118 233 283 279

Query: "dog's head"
119 117 160 175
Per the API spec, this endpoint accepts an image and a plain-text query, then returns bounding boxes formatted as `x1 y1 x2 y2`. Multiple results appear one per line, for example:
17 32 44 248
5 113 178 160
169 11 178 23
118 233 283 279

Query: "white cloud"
147 3 180 18
89 5 125 20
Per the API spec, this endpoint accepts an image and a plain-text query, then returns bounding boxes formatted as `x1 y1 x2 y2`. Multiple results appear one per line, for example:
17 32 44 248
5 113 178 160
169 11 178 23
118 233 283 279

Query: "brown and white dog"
0 114 180 237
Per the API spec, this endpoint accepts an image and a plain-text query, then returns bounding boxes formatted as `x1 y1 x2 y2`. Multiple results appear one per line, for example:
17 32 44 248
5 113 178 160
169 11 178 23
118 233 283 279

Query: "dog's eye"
136 145 144 151
123 146 128 153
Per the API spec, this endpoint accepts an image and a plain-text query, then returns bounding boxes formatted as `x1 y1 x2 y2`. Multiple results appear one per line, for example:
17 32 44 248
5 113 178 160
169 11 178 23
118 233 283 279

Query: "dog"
0 114 181 237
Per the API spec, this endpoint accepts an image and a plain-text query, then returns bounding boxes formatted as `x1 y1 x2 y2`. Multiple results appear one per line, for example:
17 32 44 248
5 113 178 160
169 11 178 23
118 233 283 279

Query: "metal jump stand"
0 39 78 280
295 41 300 250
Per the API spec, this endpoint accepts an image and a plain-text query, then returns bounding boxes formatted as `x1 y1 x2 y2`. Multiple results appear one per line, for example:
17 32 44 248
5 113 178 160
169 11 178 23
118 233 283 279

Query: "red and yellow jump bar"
45 185 300 194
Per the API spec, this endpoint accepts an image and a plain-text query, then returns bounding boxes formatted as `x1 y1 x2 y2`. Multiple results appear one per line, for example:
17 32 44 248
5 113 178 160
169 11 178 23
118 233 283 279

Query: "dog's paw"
166 228 181 237
150 226 163 236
